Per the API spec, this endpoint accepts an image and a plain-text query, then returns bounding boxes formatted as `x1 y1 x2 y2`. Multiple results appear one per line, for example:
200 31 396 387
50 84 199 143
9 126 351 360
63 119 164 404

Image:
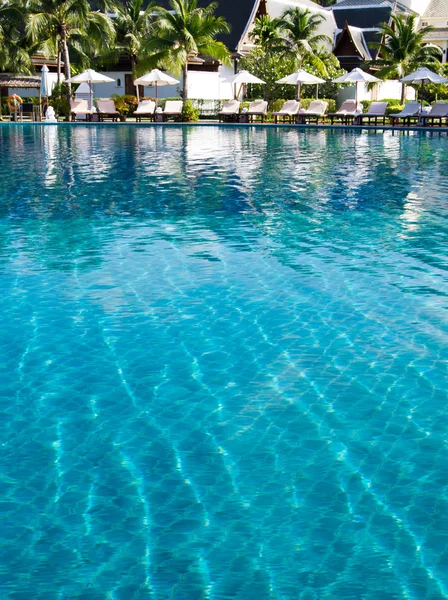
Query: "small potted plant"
181 99 199 122
111 95 129 121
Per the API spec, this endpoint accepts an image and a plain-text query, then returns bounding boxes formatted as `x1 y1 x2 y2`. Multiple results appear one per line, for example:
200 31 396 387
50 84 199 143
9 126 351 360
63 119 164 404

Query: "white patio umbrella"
401 67 448 110
333 67 380 105
66 69 115 110
40 64 51 120
276 69 325 100
134 69 179 101
226 70 265 100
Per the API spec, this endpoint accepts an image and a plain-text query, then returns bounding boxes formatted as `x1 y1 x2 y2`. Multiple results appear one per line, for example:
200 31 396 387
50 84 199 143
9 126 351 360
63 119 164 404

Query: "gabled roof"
334 23 373 59
422 0 448 17
348 24 373 58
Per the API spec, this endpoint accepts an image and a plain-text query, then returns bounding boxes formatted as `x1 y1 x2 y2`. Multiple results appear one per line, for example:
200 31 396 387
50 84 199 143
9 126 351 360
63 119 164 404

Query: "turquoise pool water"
1 124 448 599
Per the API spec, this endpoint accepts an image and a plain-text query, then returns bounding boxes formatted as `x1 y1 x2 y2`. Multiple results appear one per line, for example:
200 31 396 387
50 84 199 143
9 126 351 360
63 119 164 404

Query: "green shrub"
300 97 336 113
110 94 138 117
270 99 287 113
385 104 404 116
360 100 372 112
49 97 70 120
181 98 199 122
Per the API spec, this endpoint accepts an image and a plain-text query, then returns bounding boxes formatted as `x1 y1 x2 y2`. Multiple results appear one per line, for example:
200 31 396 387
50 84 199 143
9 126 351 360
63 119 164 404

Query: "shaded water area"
1 124 448 599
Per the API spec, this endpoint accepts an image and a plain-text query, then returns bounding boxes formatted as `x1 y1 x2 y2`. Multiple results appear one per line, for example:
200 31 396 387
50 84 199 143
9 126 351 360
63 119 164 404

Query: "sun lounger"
357 102 388 125
134 100 156 122
246 99 268 123
70 99 92 121
272 100 300 124
389 101 420 126
327 99 358 125
420 101 448 127
96 99 120 122
162 100 183 121
296 100 328 124
218 100 240 122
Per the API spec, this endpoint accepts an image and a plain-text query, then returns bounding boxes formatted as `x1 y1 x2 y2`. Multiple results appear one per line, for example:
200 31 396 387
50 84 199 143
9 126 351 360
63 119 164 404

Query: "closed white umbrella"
66 69 115 110
276 69 325 100
333 68 380 105
40 64 51 120
401 67 448 110
225 70 266 100
134 69 179 101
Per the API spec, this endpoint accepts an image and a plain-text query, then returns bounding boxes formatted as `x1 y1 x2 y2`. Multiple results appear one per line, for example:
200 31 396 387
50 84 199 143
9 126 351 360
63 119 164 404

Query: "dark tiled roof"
333 6 391 28
0 75 41 88
334 0 392 7
363 29 382 58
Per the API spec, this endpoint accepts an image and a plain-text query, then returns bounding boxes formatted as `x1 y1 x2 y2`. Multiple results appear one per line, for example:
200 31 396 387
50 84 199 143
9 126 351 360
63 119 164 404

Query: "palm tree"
369 14 442 102
278 8 332 75
27 0 115 95
112 0 156 77
145 0 230 99
249 15 283 52
0 0 34 73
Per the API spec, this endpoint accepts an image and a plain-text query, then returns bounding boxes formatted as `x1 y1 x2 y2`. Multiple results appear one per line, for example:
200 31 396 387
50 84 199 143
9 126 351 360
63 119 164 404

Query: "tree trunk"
56 47 61 88
61 26 71 102
182 63 188 100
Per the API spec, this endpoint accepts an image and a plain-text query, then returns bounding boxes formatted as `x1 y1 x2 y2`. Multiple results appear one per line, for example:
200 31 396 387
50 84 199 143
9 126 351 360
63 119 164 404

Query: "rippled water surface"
1 124 448 600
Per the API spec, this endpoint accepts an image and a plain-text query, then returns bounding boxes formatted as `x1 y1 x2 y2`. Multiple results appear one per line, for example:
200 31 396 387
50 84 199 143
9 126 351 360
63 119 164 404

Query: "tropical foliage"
26 0 115 94
144 0 231 98
278 8 333 74
0 0 35 73
109 0 156 76
368 14 442 102
0 0 230 100
244 8 342 102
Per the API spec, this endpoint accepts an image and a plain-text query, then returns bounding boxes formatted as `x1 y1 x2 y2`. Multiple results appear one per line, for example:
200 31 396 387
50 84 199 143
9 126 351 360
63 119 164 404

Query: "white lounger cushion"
301 101 328 115
134 100 156 114
273 100 300 115
164 101 183 114
247 99 268 114
364 102 388 115
70 99 92 114
219 100 240 114
390 102 421 118
425 101 448 117
332 99 358 115
97 100 119 113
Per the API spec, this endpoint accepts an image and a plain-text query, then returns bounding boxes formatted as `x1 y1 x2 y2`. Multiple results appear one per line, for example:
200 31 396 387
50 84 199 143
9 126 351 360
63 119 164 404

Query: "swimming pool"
1 124 448 599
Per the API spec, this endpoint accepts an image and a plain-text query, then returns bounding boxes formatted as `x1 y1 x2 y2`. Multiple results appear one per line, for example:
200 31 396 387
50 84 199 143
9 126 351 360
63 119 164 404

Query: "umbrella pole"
420 81 423 112
298 82 302 101
316 84 318 100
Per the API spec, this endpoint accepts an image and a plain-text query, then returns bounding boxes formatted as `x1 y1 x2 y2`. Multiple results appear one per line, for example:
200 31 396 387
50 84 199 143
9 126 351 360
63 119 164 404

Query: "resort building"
419 0 448 62
1 0 443 101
